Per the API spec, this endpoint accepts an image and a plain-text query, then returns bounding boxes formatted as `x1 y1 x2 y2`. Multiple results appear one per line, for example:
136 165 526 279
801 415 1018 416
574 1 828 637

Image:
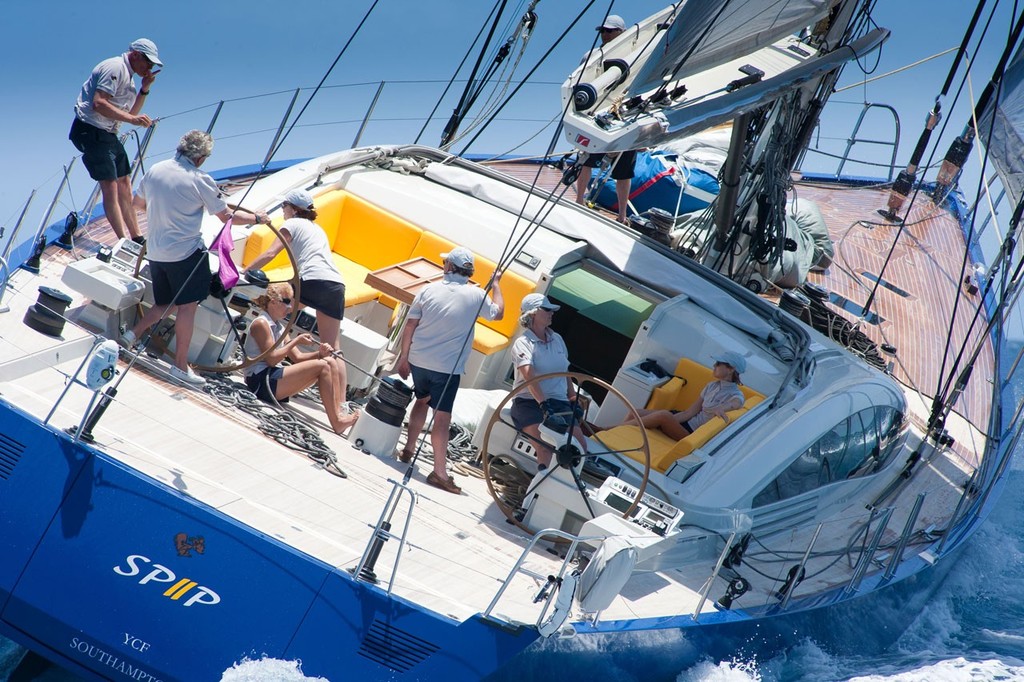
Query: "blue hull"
0 399 538 681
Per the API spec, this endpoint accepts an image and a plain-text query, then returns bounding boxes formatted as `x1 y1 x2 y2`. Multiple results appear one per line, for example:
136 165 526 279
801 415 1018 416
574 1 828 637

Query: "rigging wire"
415 0 506 145
229 0 382 213
455 0 600 158
439 0 512 147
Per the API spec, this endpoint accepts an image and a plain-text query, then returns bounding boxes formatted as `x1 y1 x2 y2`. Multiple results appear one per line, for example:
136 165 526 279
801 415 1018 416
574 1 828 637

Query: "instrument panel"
596 477 681 536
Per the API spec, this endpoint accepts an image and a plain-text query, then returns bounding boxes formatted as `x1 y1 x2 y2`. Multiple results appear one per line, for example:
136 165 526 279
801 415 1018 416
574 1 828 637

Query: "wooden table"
365 257 446 305
365 258 446 350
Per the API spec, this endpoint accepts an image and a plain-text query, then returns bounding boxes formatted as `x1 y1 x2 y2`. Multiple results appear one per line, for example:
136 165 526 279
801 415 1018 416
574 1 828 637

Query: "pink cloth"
213 217 239 290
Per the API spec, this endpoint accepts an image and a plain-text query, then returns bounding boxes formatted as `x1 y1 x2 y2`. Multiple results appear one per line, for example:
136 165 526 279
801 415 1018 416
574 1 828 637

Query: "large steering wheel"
132 218 303 374
481 371 651 536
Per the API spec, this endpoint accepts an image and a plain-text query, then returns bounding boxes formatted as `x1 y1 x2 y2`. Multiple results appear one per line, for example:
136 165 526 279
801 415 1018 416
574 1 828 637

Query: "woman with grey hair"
509 293 588 470
121 130 269 385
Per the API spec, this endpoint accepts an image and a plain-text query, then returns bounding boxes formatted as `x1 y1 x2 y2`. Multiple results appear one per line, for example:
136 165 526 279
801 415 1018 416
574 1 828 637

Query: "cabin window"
752 406 906 507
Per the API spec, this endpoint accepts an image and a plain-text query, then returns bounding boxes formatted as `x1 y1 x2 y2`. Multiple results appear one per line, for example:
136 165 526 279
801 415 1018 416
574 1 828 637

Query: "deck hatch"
0 433 24 479
357 619 440 672
828 292 885 325
860 271 911 298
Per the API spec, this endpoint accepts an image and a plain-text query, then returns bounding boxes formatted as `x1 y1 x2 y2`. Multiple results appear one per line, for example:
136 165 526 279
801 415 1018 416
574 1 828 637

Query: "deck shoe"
398 449 415 463
169 365 207 386
426 471 461 495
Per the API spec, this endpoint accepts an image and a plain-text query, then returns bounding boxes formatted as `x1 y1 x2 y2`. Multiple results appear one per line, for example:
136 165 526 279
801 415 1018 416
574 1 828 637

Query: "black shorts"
583 149 637 180
149 249 211 306
669 409 693 433
511 396 544 429
410 365 460 413
299 279 345 321
69 117 130 182
245 366 286 403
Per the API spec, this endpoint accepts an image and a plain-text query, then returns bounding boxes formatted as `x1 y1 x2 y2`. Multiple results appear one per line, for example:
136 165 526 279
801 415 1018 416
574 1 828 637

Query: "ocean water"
2 472 1023 681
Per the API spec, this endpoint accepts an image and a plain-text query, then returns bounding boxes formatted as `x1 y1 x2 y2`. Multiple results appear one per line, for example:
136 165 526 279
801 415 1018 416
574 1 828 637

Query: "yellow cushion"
472 323 512 355
596 424 671 470
603 364 766 472
241 189 348 269
470 255 536 341
333 193 422 270
331 254 380 307
409 232 457 266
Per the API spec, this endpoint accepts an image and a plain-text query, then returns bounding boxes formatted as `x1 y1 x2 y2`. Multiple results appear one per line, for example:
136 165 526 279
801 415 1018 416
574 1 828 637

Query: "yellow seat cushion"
601 360 765 473
333 193 423 271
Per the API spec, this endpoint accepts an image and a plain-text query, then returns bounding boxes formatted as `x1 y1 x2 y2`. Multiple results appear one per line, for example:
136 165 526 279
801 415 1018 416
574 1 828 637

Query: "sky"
0 0 1017 256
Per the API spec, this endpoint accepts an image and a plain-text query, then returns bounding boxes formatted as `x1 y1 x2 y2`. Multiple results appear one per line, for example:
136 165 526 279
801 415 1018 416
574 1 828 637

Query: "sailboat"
0 1 1022 680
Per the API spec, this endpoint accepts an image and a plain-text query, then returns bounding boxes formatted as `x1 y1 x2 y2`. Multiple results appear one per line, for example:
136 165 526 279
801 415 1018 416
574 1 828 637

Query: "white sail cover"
630 0 832 94
979 45 1024 210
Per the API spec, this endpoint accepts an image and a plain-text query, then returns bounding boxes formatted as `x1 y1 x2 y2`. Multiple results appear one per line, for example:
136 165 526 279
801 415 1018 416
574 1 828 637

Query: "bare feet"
334 410 359 435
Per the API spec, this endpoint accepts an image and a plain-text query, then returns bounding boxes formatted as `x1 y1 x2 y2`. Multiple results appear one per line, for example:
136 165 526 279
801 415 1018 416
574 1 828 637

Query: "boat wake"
219 656 328 681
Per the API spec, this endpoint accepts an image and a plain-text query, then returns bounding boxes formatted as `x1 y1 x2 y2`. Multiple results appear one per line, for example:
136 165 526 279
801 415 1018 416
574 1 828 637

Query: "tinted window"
753 406 905 507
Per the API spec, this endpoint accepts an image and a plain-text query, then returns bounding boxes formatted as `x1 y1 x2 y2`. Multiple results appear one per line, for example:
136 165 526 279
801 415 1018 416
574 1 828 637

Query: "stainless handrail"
483 527 593 623
692 530 737 622
883 493 926 581
836 103 900 181
351 478 417 596
844 507 893 596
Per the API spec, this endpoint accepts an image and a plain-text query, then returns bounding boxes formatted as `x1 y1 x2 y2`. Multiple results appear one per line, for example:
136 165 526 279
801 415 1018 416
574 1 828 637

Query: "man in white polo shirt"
70 39 162 243
396 247 504 494
122 130 268 386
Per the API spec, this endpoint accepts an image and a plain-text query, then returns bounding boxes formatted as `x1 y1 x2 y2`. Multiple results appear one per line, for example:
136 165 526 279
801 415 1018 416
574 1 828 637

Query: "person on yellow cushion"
625 351 746 440
245 189 347 350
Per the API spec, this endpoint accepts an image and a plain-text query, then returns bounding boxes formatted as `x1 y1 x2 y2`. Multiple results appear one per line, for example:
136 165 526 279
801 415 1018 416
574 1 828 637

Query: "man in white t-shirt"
122 130 268 385
396 247 504 494
69 39 162 243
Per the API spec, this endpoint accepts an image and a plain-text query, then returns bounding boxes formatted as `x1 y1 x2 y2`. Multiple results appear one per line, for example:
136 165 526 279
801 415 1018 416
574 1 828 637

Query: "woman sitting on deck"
244 282 359 435
625 352 746 440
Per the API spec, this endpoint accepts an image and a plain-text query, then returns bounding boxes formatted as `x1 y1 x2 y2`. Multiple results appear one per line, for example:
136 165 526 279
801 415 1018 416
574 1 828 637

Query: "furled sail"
979 44 1024 210
629 0 832 95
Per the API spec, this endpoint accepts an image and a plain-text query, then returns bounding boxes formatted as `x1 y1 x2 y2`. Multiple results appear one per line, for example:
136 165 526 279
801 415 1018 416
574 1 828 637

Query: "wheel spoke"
481 371 651 537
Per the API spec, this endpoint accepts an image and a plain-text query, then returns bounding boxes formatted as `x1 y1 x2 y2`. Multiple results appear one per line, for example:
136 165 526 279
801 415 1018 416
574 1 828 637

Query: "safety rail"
1 78 565 279
351 477 418 595
482 528 599 635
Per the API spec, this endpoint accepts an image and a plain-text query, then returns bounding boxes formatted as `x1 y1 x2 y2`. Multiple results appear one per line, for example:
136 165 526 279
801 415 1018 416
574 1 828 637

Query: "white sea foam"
846 657 1024 681
220 656 327 681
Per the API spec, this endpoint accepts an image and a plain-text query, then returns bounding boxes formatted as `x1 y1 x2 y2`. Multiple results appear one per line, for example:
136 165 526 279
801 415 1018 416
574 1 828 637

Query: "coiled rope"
202 373 347 478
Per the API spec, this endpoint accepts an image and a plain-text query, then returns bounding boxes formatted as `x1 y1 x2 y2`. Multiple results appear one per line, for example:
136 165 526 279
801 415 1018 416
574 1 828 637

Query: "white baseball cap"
441 246 475 269
129 38 163 67
283 189 314 210
713 351 747 374
521 293 560 313
596 15 625 31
